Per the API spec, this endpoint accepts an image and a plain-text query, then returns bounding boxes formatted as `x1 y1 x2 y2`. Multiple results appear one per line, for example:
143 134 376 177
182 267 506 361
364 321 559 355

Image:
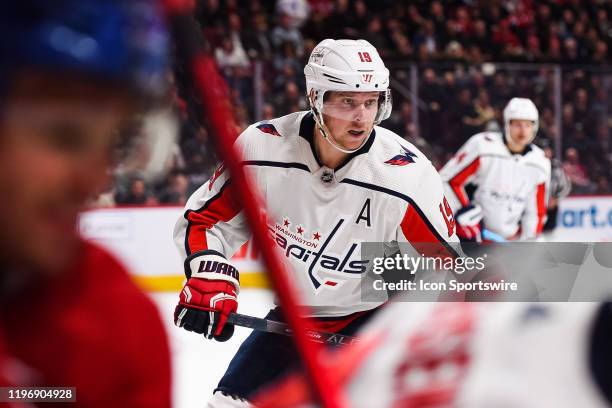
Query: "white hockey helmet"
503 97 539 144
304 39 392 153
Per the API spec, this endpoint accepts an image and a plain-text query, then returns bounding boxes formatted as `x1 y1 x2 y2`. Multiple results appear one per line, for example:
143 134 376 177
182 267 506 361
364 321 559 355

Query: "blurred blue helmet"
0 0 169 98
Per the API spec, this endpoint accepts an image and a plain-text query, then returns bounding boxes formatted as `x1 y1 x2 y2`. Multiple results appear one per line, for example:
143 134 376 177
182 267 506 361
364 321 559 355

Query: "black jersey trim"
242 160 311 173
340 178 461 257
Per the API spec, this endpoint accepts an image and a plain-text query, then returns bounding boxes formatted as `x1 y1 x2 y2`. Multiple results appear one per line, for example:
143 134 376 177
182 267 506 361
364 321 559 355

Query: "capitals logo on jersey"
256 123 281 137
268 218 368 290
385 145 418 166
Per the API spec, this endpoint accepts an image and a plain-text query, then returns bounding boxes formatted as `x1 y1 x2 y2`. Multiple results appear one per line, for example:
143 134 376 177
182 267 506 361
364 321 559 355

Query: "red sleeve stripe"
184 181 241 256
535 182 547 234
448 158 480 206
400 205 458 259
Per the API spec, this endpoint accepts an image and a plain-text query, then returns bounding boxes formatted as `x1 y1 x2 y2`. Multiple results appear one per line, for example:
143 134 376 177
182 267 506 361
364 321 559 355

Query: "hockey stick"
227 312 359 346
482 229 507 242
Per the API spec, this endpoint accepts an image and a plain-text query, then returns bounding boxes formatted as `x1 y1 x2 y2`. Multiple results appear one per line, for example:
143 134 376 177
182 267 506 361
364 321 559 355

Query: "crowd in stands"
105 0 612 207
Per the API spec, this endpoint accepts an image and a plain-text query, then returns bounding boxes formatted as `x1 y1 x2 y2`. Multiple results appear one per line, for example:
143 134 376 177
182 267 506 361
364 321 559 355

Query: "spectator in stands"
274 81 307 115
429 1 446 35
272 41 302 74
262 103 276 120
413 20 439 58
452 88 481 148
270 12 304 57
594 175 611 195
541 142 571 232
474 89 496 128
363 17 389 54
276 0 311 28
116 175 157 206
387 100 413 135
242 13 273 59
158 171 190 205
214 36 250 72
563 147 593 194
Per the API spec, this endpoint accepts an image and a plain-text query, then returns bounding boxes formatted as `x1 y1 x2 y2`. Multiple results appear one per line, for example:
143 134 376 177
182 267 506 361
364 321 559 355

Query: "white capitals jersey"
439 132 551 240
174 111 459 318
337 302 610 408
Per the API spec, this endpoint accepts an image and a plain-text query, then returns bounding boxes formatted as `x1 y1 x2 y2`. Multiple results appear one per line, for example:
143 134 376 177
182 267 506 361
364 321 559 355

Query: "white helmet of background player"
304 39 392 153
503 97 539 144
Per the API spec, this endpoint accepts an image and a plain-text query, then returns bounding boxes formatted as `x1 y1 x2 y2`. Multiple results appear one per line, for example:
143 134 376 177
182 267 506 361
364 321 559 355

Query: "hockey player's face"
322 91 379 150
508 119 535 149
0 71 129 273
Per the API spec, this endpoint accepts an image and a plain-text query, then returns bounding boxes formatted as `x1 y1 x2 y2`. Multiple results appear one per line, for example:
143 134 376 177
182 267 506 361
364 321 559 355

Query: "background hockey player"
173 38 460 406
439 98 551 242
255 301 612 408
0 1 172 406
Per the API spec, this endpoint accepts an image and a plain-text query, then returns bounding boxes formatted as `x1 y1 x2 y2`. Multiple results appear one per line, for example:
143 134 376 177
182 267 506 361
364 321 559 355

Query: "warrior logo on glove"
174 251 240 342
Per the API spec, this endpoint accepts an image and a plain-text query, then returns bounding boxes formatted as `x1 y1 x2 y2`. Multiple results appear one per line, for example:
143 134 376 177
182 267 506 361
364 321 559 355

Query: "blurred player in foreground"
440 98 551 242
173 39 460 406
0 1 172 406
255 301 612 408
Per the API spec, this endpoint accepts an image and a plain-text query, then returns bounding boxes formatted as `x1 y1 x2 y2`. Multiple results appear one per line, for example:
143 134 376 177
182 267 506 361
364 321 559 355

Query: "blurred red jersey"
0 240 171 407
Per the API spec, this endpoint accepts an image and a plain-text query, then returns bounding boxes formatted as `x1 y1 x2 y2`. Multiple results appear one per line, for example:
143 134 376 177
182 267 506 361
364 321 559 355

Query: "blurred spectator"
473 89 496 128
563 147 593 194
274 81 307 115
116 176 157 206
215 36 249 72
594 175 611 195
272 41 302 74
451 88 480 148
276 0 311 28
157 172 190 205
363 17 389 53
271 12 304 57
542 143 572 231
242 13 273 59
413 20 439 57
387 100 414 135
262 103 276 120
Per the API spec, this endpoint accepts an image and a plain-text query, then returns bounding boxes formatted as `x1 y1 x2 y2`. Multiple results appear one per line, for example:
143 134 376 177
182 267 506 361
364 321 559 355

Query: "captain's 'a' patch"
256 123 282 137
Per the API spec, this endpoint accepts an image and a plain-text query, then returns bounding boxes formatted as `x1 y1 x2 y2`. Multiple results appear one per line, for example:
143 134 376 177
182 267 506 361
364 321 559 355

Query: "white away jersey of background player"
339 302 610 408
174 111 459 317
439 131 551 240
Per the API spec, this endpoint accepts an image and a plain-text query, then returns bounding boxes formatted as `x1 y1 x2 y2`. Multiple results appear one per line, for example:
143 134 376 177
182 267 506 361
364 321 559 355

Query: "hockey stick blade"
227 312 359 346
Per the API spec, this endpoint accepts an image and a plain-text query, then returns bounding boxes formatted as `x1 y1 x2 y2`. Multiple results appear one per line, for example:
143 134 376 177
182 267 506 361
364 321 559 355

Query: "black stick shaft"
227 312 359 346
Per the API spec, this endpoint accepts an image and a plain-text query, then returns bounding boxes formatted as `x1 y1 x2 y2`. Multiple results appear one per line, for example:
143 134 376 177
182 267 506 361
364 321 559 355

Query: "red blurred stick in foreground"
162 2 345 407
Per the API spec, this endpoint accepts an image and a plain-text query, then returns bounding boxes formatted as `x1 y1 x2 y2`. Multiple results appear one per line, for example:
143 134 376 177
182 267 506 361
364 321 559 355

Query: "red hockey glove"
174 251 239 342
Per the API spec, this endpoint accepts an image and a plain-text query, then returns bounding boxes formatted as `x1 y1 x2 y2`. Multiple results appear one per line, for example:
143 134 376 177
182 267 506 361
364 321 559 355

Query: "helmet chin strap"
312 108 374 155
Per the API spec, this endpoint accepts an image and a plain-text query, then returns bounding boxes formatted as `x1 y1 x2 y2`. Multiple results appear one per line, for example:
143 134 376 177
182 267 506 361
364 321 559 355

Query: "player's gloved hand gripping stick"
175 251 239 341
174 252 358 345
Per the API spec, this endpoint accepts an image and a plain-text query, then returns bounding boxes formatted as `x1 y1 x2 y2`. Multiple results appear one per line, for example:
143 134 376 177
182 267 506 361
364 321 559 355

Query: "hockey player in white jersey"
255 301 612 408
172 38 460 405
439 98 551 241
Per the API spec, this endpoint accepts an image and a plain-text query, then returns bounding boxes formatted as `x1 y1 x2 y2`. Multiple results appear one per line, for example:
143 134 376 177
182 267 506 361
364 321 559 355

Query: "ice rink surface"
151 289 275 407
